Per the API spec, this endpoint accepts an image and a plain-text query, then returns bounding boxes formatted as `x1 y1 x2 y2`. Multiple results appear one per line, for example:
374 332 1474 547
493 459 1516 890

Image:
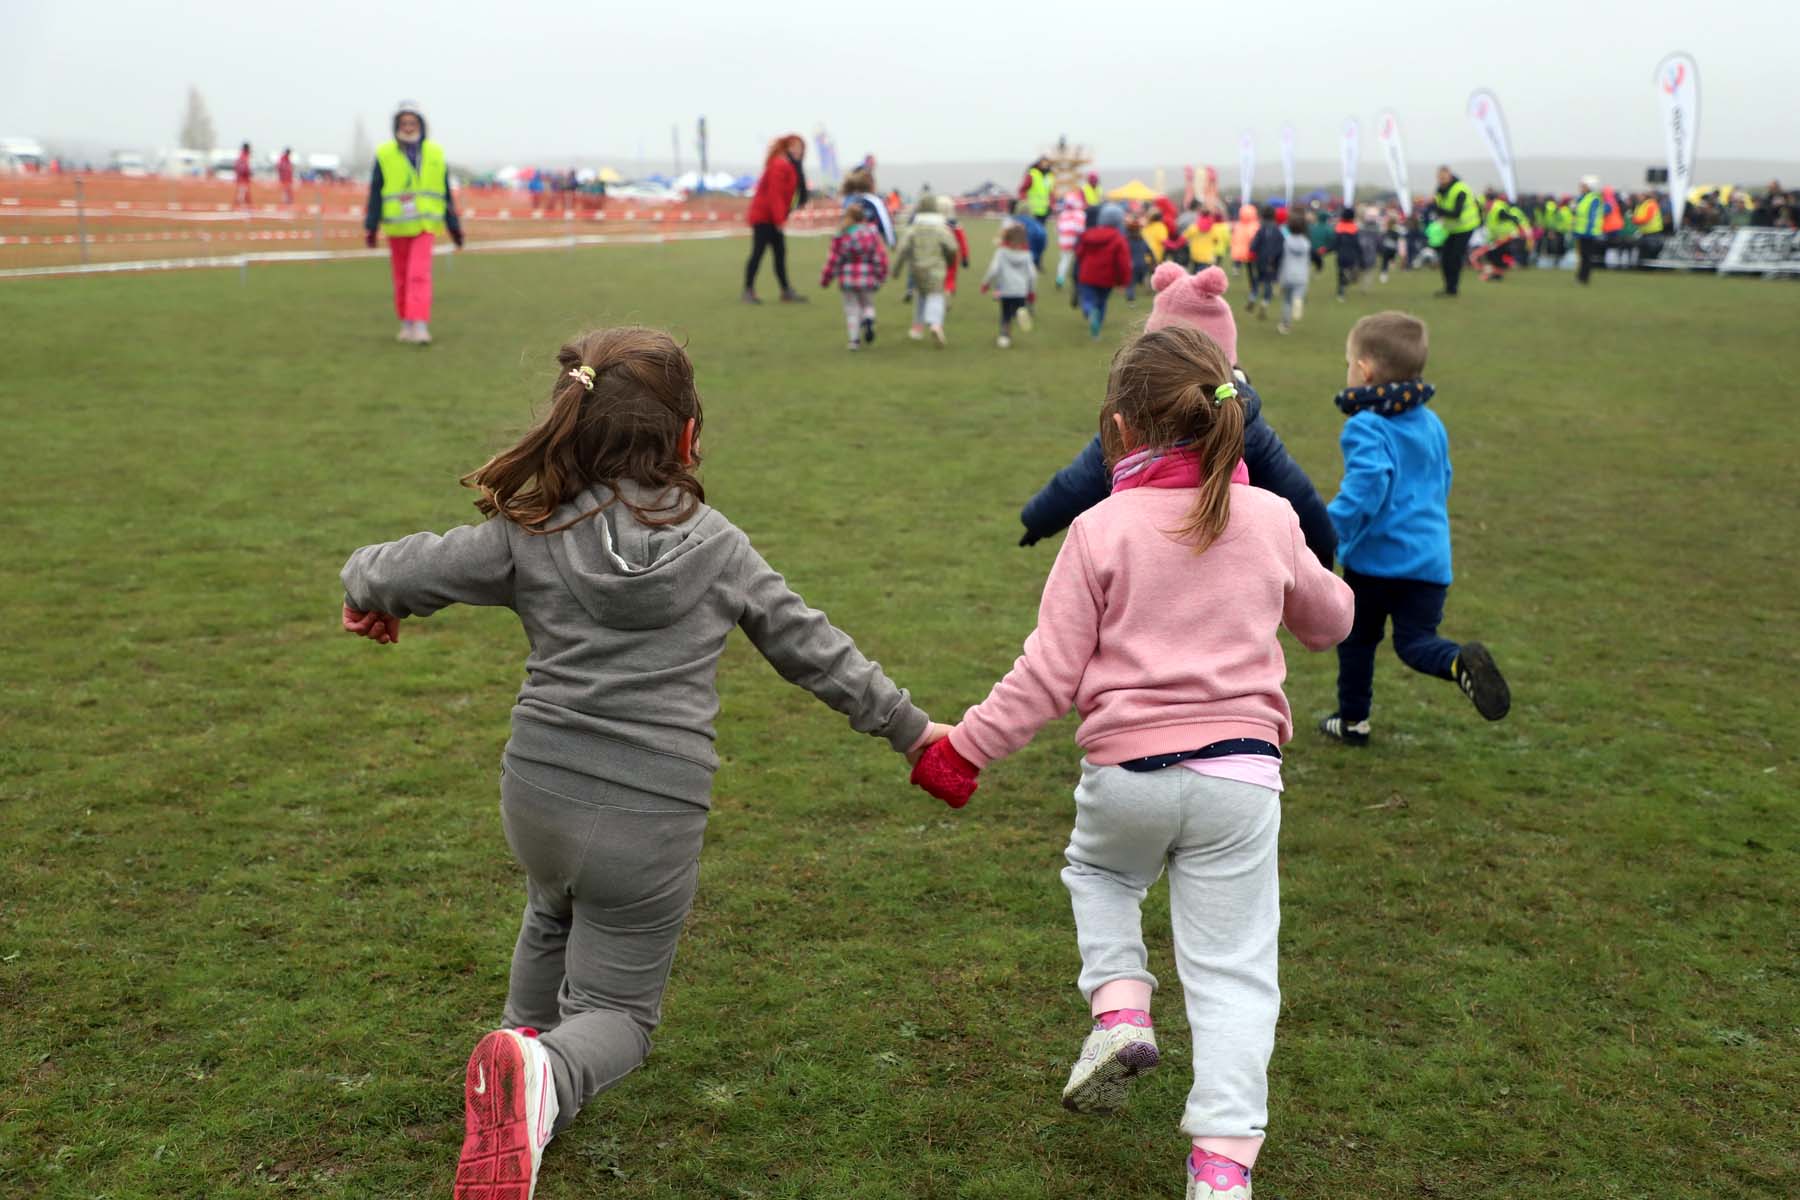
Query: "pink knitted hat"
1144 264 1238 365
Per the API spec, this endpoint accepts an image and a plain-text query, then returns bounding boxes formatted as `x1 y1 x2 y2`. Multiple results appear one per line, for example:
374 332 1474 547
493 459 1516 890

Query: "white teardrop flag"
1280 123 1296 205
1655 53 1699 229
1466 89 1518 202
1376 111 1412 217
1340 118 1359 206
1239 131 1255 208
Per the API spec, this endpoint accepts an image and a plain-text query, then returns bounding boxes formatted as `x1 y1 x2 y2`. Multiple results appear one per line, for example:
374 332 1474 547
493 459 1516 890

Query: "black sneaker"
862 317 876 344
1454 643 1511 720
1318 713 1371 746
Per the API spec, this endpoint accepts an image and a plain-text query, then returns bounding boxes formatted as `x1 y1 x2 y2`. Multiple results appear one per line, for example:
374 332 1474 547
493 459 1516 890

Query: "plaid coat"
820 224 890 290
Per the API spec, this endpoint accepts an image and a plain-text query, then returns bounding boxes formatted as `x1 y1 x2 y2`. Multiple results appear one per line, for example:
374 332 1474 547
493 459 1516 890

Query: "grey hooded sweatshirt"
340 481 929 806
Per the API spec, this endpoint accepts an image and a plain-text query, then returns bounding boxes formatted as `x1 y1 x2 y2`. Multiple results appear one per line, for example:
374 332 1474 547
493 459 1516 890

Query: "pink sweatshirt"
949 486 1354 768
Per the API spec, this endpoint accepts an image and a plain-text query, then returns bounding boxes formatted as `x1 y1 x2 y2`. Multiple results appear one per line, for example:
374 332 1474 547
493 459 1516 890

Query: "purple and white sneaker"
1060 1010 1159 1114
1186 1148 1251 1200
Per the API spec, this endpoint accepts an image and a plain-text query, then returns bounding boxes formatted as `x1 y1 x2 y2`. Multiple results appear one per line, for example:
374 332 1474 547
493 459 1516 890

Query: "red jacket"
1076 226 1131 288
945 223 971 291
277 154 293 183
747 155 799 227
235 150 251 182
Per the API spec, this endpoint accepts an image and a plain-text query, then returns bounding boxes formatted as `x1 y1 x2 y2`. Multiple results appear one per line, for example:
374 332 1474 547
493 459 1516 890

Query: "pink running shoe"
1186 1148 1252 1200
454 1028 559 1200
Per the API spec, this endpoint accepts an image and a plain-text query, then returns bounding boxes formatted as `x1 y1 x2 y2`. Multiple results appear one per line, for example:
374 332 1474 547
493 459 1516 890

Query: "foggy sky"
4 0 1791 173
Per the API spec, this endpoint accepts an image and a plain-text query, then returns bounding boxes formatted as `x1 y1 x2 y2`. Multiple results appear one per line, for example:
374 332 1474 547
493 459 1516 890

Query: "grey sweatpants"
1062 761 1282 1142
498 756 708 1132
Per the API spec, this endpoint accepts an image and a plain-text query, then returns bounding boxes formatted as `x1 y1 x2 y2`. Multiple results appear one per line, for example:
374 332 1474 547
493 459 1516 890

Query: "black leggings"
744 223 789 292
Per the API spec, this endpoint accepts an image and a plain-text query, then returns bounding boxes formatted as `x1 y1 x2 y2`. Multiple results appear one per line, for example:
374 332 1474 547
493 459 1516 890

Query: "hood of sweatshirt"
545 481 741 632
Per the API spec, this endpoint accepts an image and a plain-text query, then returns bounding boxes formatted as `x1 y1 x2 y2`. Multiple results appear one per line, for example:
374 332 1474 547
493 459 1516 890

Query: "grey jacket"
981 247 1037 298
1278 229 1312 289
341 481 929 805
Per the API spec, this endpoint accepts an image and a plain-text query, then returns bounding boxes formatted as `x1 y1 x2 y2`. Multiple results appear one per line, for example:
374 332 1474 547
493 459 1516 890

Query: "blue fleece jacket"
1327 405 1453 584
1018 377 1338 569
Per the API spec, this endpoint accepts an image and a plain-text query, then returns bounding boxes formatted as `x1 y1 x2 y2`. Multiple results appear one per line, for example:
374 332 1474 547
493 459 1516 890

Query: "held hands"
342 603 402 645
906 721 954 766
910 733 980 808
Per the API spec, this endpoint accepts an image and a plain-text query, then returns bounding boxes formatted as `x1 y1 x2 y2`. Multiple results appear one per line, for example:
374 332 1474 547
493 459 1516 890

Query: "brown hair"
461 327 704 533
1349 311 1429 384
1100 325 1245 554
765 133 803 164
1000 222 1028 248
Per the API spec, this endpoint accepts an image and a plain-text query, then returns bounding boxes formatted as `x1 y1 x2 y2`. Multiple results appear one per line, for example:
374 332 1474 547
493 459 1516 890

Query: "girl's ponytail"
1173 375 1244 554
462 327 705 532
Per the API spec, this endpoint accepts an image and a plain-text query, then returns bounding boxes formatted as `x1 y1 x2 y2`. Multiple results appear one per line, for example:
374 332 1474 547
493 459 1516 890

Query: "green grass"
2 232 1796 1199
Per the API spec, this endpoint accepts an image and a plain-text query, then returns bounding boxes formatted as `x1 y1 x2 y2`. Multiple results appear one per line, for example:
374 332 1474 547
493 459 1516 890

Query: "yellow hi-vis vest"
1633 198 1664 235
1083 181 1100 206
1027 167 1054 216
1435 178 1481 234
376 139 449 237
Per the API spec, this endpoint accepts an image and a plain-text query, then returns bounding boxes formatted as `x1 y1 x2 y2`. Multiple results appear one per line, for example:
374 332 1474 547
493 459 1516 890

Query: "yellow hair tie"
1213 382 1238 406
569 364 596 391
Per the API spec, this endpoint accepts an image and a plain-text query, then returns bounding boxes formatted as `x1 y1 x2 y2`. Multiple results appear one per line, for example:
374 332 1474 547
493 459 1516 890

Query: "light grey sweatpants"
913 290 946 328
498 756 708 1132
1062 761 1281 1142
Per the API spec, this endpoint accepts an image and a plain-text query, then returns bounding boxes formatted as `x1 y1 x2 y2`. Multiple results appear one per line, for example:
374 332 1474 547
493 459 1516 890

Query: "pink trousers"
388 232 435 321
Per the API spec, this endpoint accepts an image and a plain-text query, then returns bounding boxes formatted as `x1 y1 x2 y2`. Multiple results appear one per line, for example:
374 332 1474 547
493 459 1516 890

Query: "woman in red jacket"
742 134 810 303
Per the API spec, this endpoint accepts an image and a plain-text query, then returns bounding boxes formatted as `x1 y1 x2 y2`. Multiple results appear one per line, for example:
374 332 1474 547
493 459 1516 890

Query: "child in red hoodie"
1074 202 1133 339
912 324 1352 1199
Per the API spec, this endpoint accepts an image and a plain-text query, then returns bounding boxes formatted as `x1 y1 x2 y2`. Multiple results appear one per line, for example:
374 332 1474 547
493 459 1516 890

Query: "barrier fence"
1640 227 1800 275
0 173 848 277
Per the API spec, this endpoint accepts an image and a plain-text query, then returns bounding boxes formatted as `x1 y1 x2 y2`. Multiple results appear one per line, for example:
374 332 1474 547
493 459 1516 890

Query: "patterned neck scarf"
1110 443 1251 493
1335 379 1436 417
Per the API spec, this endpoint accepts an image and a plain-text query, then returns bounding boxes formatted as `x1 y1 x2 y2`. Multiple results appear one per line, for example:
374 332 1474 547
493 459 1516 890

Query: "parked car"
110 150 149 177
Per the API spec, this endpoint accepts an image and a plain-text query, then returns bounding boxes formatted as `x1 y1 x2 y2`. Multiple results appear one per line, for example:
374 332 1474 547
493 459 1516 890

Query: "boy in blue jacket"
1320 312 1510 744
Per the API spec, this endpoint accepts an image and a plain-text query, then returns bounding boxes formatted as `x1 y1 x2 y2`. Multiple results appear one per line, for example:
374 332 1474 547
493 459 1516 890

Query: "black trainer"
1454 643 1511 720
1318 713 1371 746
862 317 876 345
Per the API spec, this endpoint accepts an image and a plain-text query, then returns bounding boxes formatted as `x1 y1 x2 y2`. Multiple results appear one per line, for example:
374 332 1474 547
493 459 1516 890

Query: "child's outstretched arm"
734 543 930 754
947 523 1101 770
1018 435 1109 546
1281 509 1355 650
340 519 515 642
1325 416 1394 551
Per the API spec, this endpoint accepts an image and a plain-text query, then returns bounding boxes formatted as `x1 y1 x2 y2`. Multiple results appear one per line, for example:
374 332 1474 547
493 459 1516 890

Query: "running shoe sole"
1458 642 1511 720
455 1031 549 1200
1062 1038 1160 1114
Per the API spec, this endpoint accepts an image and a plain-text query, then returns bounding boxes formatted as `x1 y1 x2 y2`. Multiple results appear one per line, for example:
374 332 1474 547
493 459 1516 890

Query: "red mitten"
910 737 980 808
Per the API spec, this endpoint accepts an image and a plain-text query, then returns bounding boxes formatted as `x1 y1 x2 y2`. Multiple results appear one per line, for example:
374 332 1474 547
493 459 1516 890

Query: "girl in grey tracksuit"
340 328 934 1185
1276 213 1313 333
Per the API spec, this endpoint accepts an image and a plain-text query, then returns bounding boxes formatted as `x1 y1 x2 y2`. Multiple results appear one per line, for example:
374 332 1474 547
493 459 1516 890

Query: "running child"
1330 207 1363 300
1275 212 1311 335
893 199 962 345
939 195 973 304
819 204 890 350
1319 311 1511 745
912 324 1354 1200
1073 202 1132 339
339 327 942 1199
981 221 1038 348
1247 205 1283 319
1056 190 1087 288
1126 214 1157 303
1228 203 1258 285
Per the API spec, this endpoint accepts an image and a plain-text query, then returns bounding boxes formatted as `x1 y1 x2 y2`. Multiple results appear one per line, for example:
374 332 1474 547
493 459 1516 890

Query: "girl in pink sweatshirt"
911 325 1353 1200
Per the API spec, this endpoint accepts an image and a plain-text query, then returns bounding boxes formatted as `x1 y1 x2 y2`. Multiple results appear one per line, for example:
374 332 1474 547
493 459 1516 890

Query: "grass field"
2 232 1796 1199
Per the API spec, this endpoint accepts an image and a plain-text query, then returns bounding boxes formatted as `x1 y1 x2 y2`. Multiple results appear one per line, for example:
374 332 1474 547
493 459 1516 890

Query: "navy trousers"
1336 568 1460 722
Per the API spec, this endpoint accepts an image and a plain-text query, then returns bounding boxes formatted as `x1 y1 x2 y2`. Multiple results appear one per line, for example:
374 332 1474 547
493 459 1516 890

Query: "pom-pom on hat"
1145 265 1238 365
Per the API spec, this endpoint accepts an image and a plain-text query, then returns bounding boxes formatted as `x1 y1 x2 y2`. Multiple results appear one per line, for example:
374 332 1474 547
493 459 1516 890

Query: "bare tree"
179 86 216 151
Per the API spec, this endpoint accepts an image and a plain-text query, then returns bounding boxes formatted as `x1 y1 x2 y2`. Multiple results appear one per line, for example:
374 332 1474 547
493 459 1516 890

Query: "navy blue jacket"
1018 379 1338 568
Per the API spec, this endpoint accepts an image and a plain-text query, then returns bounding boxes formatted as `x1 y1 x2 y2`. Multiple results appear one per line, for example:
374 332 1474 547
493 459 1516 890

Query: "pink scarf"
1110 445 1250 493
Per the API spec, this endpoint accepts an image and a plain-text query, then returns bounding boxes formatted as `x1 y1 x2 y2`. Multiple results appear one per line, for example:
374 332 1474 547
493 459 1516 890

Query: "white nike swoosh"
474 1065 486 1096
